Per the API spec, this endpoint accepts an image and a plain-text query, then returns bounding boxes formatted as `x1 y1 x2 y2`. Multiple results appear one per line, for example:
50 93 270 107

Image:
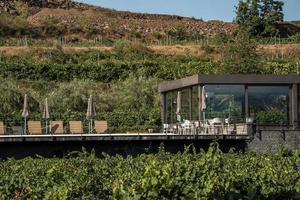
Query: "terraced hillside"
0 0 237 40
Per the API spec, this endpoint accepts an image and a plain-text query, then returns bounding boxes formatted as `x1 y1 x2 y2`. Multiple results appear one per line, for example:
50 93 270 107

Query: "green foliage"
0 42 299 131
0 48 218 82
235 0 284 36
167 26 203 43
40 15 63 37
167 26 189 41
0 78 160 132
255 110 287 124
113 40 151 56
0 145 299 199
0 12 30 36
287 34 300 43
221 29 262 74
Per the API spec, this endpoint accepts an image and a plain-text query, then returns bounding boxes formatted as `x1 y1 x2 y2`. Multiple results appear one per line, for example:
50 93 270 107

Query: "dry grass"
149 45 206 56
0 46 112 56
1 44 300 57
258 44 300 56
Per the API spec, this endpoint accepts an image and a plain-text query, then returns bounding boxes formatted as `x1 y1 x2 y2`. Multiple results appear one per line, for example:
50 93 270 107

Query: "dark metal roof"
159 74 300 92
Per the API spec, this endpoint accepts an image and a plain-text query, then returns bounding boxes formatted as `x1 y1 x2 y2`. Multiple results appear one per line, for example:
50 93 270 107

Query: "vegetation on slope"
0 144 299 199
0 37 300 132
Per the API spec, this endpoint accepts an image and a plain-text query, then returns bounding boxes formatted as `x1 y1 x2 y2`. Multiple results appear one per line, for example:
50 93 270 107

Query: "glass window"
181 88 190 121
166 91 176 124
298 85 300 121
248 86 289 124
204 85 245 122
192 86 199 121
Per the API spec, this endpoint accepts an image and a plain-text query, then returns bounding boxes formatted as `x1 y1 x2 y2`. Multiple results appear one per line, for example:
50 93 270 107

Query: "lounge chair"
0 121 6 135
69 121 83 134
28 121 42 135
50 121 64 134
94 120 108 134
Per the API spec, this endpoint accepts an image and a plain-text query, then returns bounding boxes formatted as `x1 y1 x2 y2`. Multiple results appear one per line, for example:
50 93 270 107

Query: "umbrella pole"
46 120 48 135
91 119 93 134
24 118 27 135
49 120 52 135
203 111 206 134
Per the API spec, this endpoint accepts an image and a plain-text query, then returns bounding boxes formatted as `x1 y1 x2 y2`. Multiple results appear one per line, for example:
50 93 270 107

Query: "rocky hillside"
0 0 91 14
0 0 237 40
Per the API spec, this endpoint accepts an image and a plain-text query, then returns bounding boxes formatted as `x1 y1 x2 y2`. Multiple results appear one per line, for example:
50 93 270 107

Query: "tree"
221 29 261 74
235 0 284 36
260 0 284 36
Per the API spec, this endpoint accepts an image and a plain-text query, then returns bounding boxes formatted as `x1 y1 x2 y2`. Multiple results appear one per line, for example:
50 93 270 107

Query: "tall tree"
235 0 284 36
235 1 251 25
249 0 262 35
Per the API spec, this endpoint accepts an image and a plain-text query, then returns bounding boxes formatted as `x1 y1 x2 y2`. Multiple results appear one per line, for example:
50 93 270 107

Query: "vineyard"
0 40 300 132
0 144 299 199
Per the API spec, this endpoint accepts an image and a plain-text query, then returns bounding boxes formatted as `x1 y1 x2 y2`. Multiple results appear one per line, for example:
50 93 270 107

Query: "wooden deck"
0 133 251 143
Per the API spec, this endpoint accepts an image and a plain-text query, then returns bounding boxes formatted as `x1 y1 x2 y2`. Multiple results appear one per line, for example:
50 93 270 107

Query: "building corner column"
161 93 167 125
292 84 298 129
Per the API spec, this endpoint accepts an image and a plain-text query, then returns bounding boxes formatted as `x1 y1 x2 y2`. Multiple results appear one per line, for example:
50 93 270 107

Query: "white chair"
163 124 169 134
206 119 214 134
193 121 200 135
172 124 179 134
183 120 192 135
211 118 224 135
224 118 230 134
199 120 206 134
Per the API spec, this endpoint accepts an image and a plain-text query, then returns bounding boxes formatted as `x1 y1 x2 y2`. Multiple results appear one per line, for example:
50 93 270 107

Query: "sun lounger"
28 121 43 135
94 121 108 134
0 121 6 135
50 121 64 134
69 121 84 134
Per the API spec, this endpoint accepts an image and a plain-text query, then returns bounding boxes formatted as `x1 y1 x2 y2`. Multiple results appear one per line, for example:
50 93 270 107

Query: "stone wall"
248 129 300 152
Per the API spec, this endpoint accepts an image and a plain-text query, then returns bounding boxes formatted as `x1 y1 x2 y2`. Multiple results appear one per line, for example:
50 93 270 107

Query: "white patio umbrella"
176 91 182 122
43 98 50 134
21 94 29 135
86 95 96 134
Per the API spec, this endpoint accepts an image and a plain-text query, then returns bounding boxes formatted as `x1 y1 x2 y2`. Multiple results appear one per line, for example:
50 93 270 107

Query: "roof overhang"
159 74 300 93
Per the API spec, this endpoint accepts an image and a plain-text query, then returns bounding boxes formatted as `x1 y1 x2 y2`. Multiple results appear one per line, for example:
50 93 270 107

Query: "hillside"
0 0 238 40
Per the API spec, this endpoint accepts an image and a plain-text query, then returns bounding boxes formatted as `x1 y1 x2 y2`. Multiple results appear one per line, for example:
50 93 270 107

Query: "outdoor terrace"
159 74 300 135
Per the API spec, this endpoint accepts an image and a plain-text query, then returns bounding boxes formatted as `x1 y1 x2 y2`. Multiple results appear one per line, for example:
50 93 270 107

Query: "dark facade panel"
158 75 199 92
159 75 300 92
198 74 300 84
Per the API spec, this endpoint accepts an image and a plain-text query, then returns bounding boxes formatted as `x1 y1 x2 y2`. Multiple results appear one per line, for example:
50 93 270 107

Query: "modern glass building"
159 75 300 129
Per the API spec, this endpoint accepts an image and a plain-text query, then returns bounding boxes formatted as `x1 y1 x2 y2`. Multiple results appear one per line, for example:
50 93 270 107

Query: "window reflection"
204 85 245 122
181 89 190 121
248 86 289 124
192 86 199 121
166 91 176 124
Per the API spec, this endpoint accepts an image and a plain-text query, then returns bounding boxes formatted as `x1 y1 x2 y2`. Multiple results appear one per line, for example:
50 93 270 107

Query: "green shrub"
113 40 151 56
0 144 299 199
255 110 287 124
221 29 262 74
0 78 161 132
287 34 300 43
0 49 220 82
